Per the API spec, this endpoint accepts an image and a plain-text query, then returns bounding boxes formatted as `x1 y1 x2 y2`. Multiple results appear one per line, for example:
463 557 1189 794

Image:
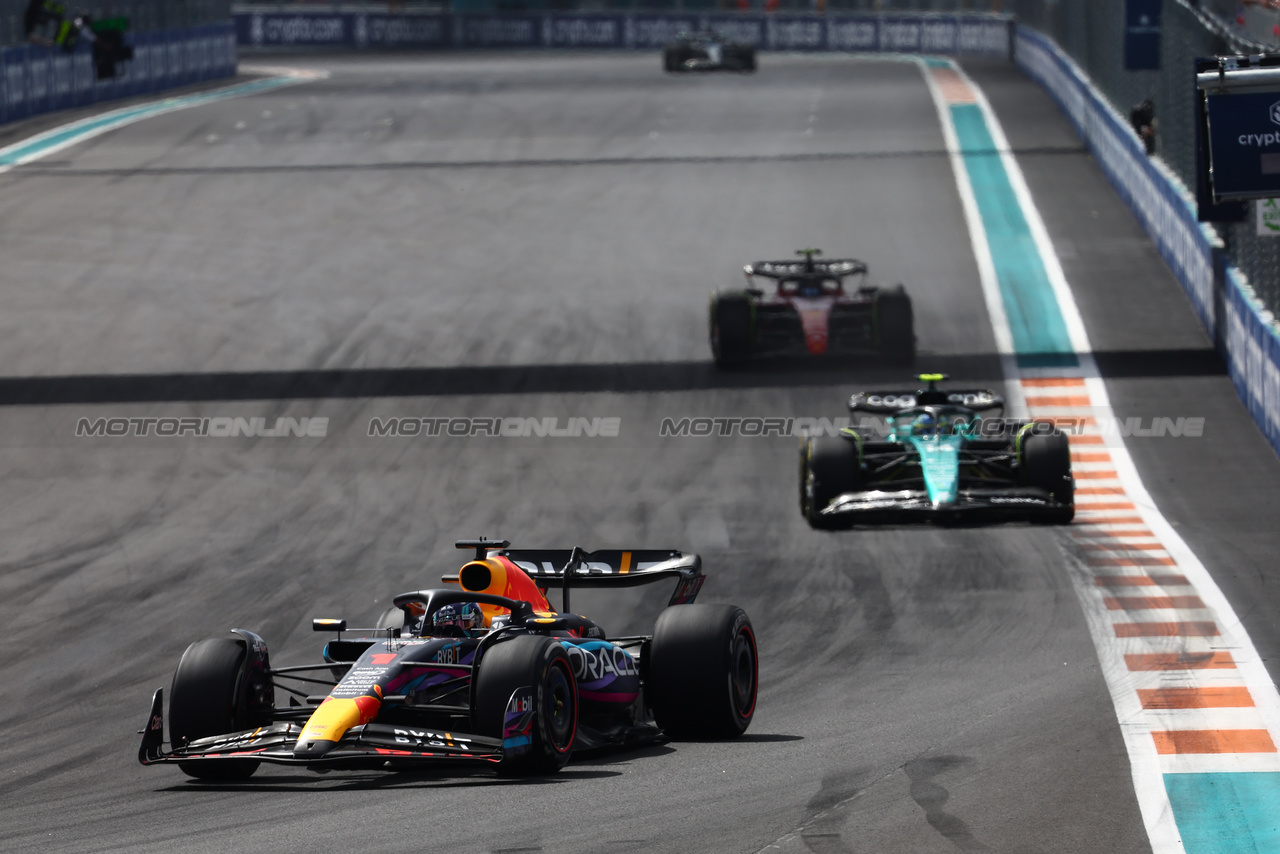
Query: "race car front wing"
818 487 1070 524
138 687 531 771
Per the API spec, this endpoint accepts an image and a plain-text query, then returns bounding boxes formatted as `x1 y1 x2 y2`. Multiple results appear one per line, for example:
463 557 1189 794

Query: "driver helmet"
432 602 485 635
911 413 937 436
797 277 822 297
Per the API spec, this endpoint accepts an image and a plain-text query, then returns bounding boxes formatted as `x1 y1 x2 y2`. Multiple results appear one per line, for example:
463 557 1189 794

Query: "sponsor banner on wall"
1258 199 1280 236
234 11 1010 54
0 24 238 130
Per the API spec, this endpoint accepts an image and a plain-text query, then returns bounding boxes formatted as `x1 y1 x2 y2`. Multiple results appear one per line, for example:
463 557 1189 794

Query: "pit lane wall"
233 10 1010 54
0 24 237 127
1013 26 1280 457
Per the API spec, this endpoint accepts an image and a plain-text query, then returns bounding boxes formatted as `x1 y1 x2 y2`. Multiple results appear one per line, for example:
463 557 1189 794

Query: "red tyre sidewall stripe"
549 654 577 755
736 624 759 720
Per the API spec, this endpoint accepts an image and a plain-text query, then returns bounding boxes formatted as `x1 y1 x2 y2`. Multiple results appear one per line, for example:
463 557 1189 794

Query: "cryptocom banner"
1014 25 1280 459
0 24 237 126
234 11 1010 53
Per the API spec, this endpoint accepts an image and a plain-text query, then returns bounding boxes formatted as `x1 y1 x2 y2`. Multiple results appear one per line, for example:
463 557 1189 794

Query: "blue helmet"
911 413 937 436
432 602 485 635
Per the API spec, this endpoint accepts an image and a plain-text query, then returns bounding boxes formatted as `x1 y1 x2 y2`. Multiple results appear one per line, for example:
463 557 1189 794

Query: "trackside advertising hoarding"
0 24 237 127
233 11 1010 53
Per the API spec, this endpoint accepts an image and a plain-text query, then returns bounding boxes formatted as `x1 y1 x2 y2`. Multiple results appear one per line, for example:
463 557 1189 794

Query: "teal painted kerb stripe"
950 103 1077 368
0 76 303 167
1165 772 1280 854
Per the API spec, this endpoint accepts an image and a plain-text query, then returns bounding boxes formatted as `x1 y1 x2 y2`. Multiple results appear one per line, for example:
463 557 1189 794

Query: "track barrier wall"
1014 25 1280 459
0 23 237 127
232 11 1010 53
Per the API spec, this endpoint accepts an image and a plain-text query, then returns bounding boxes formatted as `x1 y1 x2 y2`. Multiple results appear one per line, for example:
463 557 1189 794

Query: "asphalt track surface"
0 52 1275 854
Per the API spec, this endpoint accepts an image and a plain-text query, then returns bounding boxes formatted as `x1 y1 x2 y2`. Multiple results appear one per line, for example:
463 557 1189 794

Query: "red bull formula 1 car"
709 249 914 368
139 539 757 778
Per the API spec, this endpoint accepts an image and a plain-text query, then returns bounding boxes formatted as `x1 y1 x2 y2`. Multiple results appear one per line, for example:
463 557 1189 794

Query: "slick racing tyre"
649 604 757 738
803 435 862 528
1020 430 1074 523
710 292 753 368
169 637 261 780
474 636 577 775
875 286 915 364
726 46 756 72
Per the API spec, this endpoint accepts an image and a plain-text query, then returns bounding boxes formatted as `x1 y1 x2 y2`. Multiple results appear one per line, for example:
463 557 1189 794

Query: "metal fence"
1012 0 1280 316
1 1 232 47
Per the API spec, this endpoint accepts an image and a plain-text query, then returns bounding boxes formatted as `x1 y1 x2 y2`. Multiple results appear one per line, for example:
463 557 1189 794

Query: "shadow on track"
8 146 1088 178
155 767 624 793
0 348 1220 406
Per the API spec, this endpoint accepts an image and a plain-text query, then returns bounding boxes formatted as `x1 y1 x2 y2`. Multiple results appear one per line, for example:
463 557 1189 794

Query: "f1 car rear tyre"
803 435 862 528
876 286 915 364
474 636 578 775
726 47 756 72
649 604 757 738
1020 431 1074 523
710 292 753 368
169 637 260 780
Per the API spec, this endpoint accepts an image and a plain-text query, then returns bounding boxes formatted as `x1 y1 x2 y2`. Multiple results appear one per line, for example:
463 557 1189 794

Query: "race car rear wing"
849 389 1005 413
443 543 705 610
504 547 704 611
746 259 867 279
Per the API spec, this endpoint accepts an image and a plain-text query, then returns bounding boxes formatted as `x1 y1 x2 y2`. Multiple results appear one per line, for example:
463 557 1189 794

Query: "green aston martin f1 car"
800 374 1074 528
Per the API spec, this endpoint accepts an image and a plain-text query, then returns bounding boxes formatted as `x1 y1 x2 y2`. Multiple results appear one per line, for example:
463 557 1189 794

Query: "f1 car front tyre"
803 435 862 528
474 636 578 775
169 637 260 780
876 286 915 364
1020 431 1074 523
710 292 753 368
649 604 757 738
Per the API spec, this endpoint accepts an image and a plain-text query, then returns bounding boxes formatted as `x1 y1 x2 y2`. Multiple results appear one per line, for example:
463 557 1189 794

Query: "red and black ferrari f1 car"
709 249 915 368
139 539 757 778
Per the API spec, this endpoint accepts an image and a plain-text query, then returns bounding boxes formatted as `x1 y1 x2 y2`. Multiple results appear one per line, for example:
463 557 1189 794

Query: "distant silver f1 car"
663 30 756 73
800 375 1075 527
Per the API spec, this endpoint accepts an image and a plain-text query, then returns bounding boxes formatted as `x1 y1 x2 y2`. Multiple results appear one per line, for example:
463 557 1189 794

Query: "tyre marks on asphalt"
928 58 1280 853
903 756 989 853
